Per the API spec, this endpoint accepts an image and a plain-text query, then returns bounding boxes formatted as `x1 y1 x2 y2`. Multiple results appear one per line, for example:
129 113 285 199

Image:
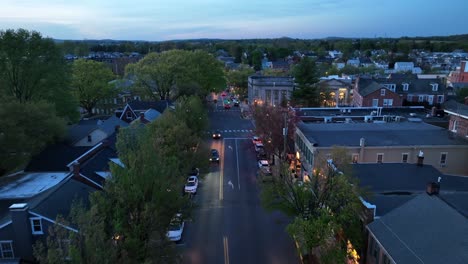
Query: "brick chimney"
71 161 80 178
426 182 440 195
417 150 424 167
9 203 34 260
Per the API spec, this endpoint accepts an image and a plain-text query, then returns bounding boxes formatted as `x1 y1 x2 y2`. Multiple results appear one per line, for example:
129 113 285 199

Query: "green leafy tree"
251 50 263 71
456 87 468 102
291 57 320 107
129 50 225 101
0 99 66 175
71 59 117 116
174 96 208 138
225 65 255 97
260 150 364 263
0 28 79 122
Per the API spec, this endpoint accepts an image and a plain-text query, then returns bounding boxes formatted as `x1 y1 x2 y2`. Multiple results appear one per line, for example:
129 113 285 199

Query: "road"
181 100 300 264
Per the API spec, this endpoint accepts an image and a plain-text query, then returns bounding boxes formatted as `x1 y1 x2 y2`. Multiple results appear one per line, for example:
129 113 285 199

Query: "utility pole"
283 110 288 160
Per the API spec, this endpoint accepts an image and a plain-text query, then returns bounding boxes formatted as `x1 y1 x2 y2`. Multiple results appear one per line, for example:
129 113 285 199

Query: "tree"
71 59 117 116
252 105 298 161
456 87 468 103
129 50 225 101
225 65 255 97
260 155 363 263
291 57 321 107
251 50 263 71
0 29 79 122
0 99 66 175
174 96 208 138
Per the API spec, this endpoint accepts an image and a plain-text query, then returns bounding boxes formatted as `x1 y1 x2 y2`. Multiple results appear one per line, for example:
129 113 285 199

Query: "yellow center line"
223 236 230 264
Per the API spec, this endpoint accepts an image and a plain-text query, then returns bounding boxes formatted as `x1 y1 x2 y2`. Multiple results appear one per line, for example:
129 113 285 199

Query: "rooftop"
0 172 70 199
368 194 468 264
297 121 468 147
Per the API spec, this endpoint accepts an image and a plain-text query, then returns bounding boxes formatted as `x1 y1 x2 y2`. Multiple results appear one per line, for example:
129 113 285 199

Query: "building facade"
248 76 295 106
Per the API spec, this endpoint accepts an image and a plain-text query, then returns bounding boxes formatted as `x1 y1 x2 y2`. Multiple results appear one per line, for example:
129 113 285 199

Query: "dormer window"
402 83 409 91
380 89 386 96
431 83 438 91
30 217 43 235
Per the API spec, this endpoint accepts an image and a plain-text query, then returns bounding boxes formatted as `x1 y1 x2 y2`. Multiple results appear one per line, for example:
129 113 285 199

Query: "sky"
1 0 467 41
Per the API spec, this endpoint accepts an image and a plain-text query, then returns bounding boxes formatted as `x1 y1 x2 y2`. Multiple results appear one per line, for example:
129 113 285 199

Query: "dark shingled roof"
352 163 468 216
80 147 117 186
30 177 96 228
368 194 468 264
444 99 468 117
357 78 385 96
357 74 446 96
297 121 468 147
25 144 91 172
127 100 172 114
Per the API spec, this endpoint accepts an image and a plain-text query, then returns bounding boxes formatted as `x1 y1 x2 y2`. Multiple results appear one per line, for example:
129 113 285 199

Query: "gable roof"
368 194 468 264
444 100 468 118
25 144 92 172
98 115 129 135
127 100 172 114
357 78 386 96
352 163 468 216
67 124 101 144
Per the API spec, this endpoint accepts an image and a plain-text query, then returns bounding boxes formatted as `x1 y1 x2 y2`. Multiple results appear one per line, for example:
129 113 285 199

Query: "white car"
184 175 198 194
254 142 264 152
258 160 272 174
166 214 184 242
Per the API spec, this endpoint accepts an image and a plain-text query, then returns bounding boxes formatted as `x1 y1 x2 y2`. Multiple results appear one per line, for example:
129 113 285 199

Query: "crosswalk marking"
206 129 254 134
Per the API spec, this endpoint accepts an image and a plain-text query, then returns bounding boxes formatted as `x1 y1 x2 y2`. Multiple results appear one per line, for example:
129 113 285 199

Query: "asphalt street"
181 99 300 264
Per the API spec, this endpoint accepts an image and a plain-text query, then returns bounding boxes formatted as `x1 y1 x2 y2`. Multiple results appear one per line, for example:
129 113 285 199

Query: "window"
372 99 379 107
402 153 409 163
352 154 359 163
30 217 43 235
437 95 444 103
402 83 409 91
377 153 384 163
407 95 413 101
428 95 434 105
440 152 447 167
380 89 386 96
418 95 424 102
0 241 14 259
383 99 393 106
126 111 133 119
431 83 438 91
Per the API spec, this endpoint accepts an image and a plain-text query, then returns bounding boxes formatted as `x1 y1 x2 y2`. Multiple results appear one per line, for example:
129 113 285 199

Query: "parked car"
224 104 231 109
212 130 222 139
184 176 199 194
258 159 270 169
256 148 267 160
233 99 240 107
166 213 184 242
210 149 220 162
254 142 264 152
252 136 262 145
258 166 273 182
189 167 200 177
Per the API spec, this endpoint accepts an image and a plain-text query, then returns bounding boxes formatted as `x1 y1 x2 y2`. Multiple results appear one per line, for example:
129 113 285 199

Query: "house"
316 78 353 106
115 100 172 123
448 60 468 88
393 62 414 72
271 60 291 71
332 59 345 70
347 58 360 67
360 57 374 68
294 121 468 178
67 115 128 146
261 57 273 70
366 193 468 264
0 134 121 261
328 50 343 59
444 100 468 138
248 76 295 106
353 74 446 107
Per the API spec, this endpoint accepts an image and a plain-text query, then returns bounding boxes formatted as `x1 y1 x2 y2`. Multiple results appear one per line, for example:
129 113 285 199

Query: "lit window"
0 241 14 259
30 217 43 235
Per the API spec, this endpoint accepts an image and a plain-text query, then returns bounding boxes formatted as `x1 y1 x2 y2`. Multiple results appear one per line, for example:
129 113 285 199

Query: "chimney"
417 150 424 167
9 203 34 260
140 112 145 122
426 182 440 195
72 161 80 177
